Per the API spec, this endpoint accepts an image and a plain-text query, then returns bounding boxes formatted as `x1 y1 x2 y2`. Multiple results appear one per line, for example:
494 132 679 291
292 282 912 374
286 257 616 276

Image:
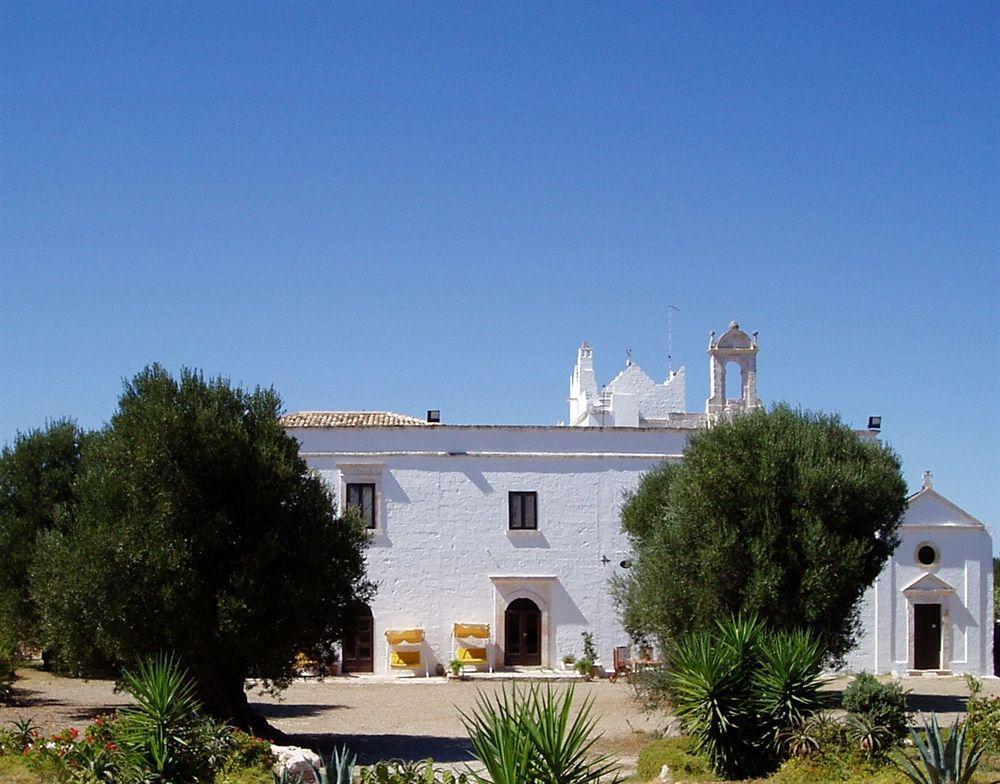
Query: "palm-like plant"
461 683 621 784
665 624 764 777
115 651 208 782
846 713 896 758
895 715 984 784
755 629 829 747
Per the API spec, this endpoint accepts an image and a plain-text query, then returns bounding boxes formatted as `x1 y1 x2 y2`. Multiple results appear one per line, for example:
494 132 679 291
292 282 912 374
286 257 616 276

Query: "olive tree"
0 419 87 652
30 365 373 733
614 405 908 661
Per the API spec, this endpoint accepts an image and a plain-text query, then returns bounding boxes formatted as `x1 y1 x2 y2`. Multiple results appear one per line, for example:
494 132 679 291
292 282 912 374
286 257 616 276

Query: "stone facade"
844 472 994 676
284 321 994 677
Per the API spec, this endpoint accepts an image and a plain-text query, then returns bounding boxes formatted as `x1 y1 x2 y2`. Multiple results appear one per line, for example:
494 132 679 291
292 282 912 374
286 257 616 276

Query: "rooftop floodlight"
868 416 882 430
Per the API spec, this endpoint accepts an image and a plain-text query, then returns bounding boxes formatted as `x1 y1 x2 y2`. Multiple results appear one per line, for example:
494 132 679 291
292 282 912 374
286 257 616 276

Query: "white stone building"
282 322 994 677
844 472 995 676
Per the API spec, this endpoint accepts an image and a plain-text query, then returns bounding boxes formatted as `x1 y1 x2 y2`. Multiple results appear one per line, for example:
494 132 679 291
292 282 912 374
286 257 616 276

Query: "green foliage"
894 715 984 784
113 652 217 782
842 673 909 747
964 676 1000 753
574 632 598 679
770 753 911 784
220 729 276 774
846 713 897 758
634 736 715 782
0 642 15 704
0 419 87 650
215 768 275 784
356 759 469 784
665 615 828 778
28 365 374 728
614 405 907 660
461 683 622 784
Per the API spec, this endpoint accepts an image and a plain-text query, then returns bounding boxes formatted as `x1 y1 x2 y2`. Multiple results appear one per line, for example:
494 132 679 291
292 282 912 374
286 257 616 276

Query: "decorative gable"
902 573 956 595
902 487 986 530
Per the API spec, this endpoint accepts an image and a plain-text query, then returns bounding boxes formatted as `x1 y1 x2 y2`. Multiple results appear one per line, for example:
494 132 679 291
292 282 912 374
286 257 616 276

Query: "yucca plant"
895 714 984 784
755 628 829 748
115 651 210 782
665 625 764 777
461 683 621 784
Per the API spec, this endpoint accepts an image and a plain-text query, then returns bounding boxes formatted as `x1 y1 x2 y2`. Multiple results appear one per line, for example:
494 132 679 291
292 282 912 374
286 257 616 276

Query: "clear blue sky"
2 2 997 549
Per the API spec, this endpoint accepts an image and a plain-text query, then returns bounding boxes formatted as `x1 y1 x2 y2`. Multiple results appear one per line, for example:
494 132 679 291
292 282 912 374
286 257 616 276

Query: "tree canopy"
0 419 87 651
24 365 373 733
614 405 908 661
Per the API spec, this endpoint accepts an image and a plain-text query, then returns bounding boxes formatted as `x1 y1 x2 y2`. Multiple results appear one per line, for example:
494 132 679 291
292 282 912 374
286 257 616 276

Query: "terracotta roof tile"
280 411 433 428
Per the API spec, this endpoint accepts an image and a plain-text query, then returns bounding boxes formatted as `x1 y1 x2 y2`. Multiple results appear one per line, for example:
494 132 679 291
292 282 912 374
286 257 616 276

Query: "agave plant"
7 715 41 750
274 745 356 784
460 683 621 784
847 712 896 758
895 714 984 784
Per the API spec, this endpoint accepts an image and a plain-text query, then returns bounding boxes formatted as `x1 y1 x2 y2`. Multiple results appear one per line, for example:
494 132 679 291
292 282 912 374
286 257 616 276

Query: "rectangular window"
346 483 376 529
508 491 537 530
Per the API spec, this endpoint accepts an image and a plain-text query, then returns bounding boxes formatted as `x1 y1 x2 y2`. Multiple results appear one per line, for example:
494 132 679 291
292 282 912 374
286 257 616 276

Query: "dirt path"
2 668 996 772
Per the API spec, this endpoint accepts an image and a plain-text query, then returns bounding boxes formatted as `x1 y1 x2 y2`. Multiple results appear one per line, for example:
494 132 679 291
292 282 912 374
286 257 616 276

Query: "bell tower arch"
706 321 761 419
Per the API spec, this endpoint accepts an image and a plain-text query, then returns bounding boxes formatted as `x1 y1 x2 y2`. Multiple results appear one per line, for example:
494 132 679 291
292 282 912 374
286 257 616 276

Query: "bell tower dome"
706 321 761 419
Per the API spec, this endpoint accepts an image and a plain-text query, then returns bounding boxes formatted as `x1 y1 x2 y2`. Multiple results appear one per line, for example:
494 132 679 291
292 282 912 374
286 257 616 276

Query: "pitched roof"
280 411 433 428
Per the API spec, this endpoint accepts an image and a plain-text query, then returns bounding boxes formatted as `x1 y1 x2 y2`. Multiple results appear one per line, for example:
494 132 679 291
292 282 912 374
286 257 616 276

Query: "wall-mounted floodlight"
868 416 882 430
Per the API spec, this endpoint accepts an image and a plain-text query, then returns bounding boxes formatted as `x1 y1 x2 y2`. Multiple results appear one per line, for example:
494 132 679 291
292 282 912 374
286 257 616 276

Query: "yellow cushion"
390 650 421 668
457 646 488 664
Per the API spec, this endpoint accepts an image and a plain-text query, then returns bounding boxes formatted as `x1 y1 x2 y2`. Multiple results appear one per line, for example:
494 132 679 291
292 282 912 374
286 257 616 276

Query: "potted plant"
574 657 596 681
561 653 577 671
448 659 464 679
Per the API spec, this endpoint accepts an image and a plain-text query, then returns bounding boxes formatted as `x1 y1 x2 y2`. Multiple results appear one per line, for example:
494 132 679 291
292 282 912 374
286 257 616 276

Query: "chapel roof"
280 411 434 428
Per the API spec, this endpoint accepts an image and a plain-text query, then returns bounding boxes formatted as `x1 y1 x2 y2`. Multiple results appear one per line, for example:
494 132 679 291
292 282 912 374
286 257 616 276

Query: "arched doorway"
504 598 542 666
342 603 374 674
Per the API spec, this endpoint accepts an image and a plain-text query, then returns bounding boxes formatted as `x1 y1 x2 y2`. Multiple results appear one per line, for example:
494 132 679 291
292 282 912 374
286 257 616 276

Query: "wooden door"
504 598 542 666
342 604 374 673
913 603 942 670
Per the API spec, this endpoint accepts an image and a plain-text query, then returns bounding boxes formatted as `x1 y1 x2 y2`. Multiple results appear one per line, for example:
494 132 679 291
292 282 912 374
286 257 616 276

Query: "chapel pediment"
902 573 955 595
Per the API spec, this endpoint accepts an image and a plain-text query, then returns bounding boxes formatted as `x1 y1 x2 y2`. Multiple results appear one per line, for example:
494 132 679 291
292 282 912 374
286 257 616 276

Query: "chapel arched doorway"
504 598 542 666
342 603 374 673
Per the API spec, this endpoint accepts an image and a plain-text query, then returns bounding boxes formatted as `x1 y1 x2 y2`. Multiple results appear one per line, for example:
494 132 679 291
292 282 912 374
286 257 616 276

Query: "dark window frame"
508 491 538 530
346 482 377 529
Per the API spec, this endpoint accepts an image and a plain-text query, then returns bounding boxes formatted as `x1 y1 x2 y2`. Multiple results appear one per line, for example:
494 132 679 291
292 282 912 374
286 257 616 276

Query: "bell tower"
706 321 761 419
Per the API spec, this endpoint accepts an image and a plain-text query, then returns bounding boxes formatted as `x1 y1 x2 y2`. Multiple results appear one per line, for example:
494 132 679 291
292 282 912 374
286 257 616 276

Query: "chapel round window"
917 544 938 566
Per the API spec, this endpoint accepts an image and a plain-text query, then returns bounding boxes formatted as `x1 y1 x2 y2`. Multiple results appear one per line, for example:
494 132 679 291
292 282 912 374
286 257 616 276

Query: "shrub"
220 729 276 774
842 672 908 747
665 615 828 778
770 753 910 784
634 736 715 782
0 641 15 704
461 683 621 784
964 675 1000 753
214 768 274 784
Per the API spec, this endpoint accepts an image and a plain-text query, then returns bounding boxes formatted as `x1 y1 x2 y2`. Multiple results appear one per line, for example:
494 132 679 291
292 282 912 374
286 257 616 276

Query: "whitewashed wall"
842 486 994 676
291 425 690 675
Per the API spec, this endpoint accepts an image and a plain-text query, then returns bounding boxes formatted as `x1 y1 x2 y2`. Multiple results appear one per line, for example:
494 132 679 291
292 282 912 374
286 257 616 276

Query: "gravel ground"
2 668 997 772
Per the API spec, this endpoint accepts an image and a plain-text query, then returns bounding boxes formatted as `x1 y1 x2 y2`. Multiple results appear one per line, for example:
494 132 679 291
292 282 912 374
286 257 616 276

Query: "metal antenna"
667 304 680 374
